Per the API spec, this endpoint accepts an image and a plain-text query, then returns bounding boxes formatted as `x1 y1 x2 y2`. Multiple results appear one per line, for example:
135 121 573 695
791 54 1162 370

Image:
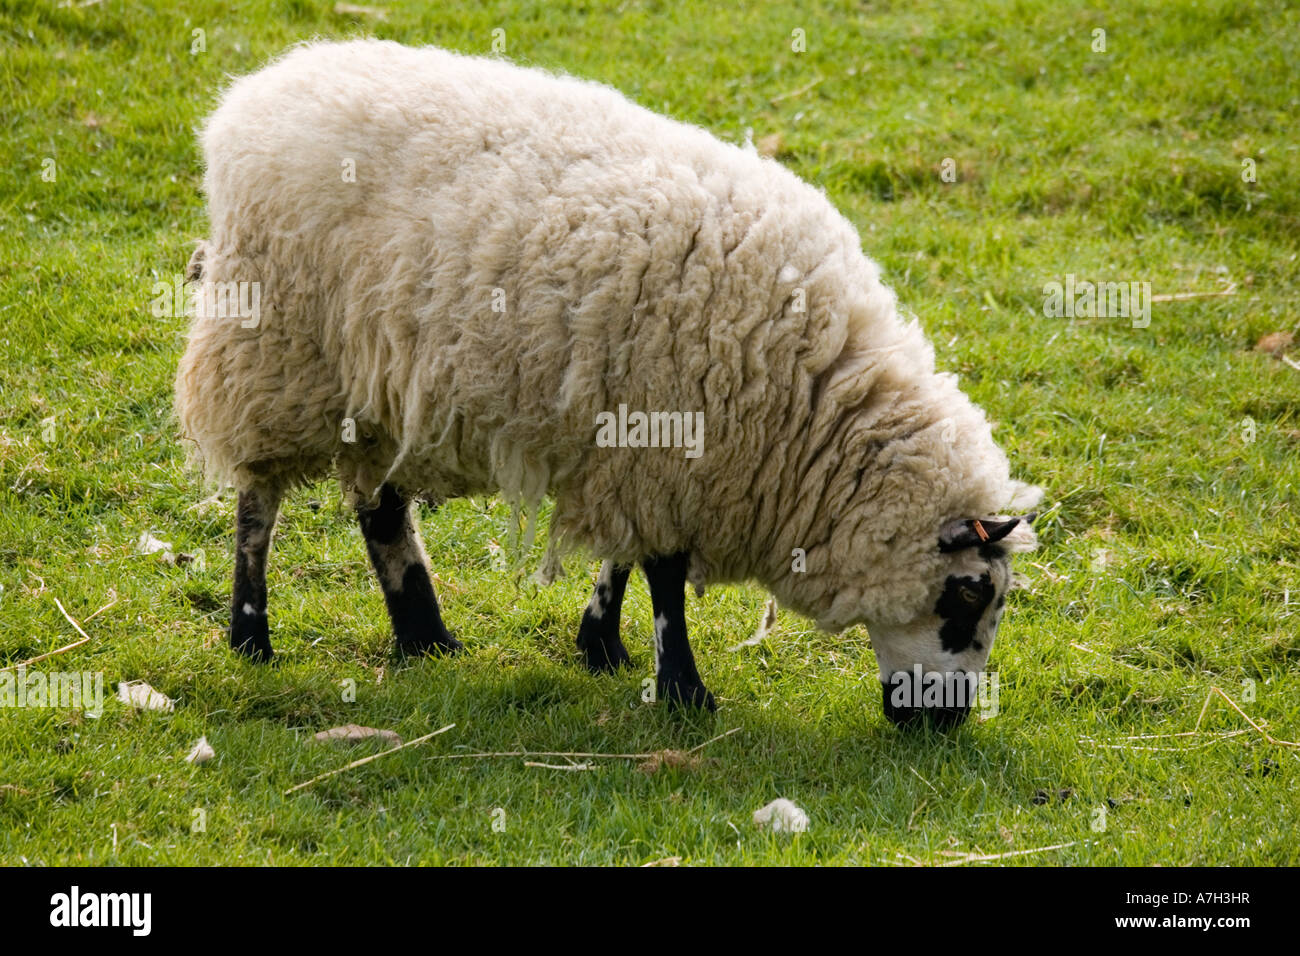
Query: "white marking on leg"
242 602 256 615
653 612 668 675
587 561 614 620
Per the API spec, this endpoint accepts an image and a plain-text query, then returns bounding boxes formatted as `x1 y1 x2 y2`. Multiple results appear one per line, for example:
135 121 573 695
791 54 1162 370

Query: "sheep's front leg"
642 552 715 711
357 484 462 656
231 486 282 662
576 560 633 672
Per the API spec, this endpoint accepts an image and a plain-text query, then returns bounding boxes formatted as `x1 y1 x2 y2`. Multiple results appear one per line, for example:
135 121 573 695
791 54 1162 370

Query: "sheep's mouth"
879 679 972 731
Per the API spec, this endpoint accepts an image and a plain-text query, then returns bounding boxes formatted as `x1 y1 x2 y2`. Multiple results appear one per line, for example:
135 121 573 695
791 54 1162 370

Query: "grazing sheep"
176 39 1041 725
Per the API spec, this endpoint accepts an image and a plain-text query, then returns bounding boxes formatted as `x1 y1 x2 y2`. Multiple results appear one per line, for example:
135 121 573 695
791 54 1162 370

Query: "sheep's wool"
175 40 1040 631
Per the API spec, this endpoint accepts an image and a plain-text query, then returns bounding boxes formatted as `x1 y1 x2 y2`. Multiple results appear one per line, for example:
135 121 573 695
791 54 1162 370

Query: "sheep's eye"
959 586 980 606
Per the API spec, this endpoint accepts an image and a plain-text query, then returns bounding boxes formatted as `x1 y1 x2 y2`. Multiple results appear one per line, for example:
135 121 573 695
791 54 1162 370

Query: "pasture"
1 0 1297 864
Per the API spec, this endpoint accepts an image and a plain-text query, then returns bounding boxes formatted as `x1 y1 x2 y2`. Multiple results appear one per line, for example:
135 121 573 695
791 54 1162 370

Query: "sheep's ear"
938 514 1037 553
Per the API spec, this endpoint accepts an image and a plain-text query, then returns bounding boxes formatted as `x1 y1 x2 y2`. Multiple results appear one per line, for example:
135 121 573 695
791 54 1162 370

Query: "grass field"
1 0 1298 866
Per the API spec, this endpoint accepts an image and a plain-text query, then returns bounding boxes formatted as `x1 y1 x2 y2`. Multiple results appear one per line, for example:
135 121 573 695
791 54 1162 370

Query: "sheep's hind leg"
576 560 633 673
231 486 282 662
357 484 462 656
642 552 716 711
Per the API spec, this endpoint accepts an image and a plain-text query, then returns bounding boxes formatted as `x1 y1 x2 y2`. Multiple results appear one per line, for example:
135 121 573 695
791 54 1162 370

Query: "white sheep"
176 39 1041 724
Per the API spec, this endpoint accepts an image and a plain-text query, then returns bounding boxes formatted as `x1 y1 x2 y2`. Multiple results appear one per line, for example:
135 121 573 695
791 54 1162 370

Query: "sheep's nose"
880 679 971 730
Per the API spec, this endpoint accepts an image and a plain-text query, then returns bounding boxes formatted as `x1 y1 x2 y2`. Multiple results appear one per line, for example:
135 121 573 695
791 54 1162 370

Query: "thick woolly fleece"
175 39 1040 634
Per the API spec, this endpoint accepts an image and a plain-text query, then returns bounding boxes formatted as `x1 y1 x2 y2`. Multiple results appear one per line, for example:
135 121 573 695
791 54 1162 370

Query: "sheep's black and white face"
869 515 1036 730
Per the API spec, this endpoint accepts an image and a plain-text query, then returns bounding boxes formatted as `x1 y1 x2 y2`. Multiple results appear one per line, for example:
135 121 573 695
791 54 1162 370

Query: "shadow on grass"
194 644 1033 815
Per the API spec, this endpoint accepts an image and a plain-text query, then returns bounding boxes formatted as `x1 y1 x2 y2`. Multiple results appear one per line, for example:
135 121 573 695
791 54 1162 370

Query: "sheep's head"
868 513 1037 731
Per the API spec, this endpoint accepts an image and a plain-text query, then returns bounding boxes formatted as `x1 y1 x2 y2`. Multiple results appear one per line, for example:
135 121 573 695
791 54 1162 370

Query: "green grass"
2 0 1298 865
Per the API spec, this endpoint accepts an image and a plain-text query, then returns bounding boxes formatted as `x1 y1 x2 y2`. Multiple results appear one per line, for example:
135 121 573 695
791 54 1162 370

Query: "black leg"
230 486 281 662
576 560 633 672
357 484 462 656
642 552 715 711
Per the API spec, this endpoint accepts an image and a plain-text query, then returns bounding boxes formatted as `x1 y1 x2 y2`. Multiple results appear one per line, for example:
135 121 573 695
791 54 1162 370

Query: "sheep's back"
191 40 930 580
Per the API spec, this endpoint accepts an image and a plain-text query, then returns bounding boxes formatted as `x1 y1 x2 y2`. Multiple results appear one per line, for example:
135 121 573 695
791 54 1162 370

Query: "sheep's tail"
185 240 207 283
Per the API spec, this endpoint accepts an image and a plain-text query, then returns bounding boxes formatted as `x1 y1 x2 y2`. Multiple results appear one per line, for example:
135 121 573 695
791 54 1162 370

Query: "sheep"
176 39 1042 725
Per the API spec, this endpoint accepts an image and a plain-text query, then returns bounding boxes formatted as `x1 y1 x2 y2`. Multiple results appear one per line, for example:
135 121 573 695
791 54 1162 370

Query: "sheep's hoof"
230 623 273 663
659 676 717 712
581 642 632 674
576 615 632 673
396 630 463 658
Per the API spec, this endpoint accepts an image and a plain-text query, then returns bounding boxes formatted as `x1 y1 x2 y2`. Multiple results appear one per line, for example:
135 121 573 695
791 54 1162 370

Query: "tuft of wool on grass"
118 680 174 712
753 798 810 833
186 736 215 764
